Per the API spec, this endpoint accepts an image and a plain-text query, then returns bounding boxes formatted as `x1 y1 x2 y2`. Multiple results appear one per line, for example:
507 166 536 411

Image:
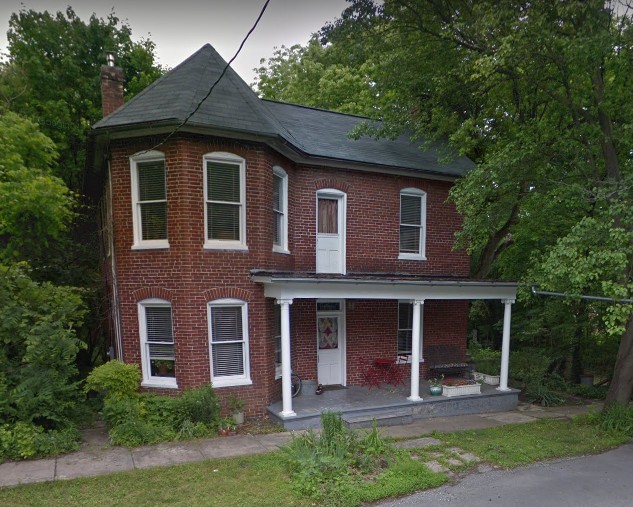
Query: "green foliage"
225 392 245 413
0 263 86 428
84 360 141 402
97 381 220 447
283 412 394 503
597 403 633 437
509 348 553 385
523 383 566 407
468 344 501 376
0 422 80 461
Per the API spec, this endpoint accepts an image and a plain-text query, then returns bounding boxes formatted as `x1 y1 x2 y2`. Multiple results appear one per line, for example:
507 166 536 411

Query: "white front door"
316 192 345 274
317 301 345 385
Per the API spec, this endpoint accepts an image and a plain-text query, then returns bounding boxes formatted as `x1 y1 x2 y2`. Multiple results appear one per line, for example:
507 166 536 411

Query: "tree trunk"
605 313 633 406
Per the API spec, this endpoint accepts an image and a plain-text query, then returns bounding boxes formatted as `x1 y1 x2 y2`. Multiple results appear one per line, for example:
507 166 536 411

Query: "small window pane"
400 194 421 225
138 161 165 201
400 226 420 253
146 306 173 342
317 302 340 312
398 303 413 355
208 203 240 240
212 307 243 342
207 162 240 202
140 202 167 240
318 198 338 234
213 342 244 376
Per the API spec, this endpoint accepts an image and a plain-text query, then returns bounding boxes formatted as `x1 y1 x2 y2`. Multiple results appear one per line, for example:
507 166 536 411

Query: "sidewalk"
0 401 602 488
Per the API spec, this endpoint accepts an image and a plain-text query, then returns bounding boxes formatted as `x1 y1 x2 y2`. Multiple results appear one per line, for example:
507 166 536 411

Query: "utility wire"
145 0 271 153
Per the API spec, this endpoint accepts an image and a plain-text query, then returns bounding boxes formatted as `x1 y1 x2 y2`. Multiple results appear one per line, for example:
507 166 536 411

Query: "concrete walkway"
0 401 602 488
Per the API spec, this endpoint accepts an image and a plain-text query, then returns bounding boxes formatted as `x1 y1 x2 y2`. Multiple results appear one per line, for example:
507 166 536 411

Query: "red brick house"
89 44 517 423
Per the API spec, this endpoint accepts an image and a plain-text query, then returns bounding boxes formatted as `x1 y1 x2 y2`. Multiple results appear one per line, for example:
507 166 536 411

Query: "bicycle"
291 370 302 398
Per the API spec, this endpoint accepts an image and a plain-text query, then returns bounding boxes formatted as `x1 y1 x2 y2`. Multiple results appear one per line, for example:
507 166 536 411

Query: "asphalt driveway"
378 442 633 507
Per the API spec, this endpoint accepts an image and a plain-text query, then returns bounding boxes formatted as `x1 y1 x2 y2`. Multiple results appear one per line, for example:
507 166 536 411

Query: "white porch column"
277 299 296 417
497 299 515 391
408 299 424 401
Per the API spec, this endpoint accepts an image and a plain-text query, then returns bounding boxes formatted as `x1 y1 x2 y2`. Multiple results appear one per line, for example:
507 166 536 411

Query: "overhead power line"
145 0 271 153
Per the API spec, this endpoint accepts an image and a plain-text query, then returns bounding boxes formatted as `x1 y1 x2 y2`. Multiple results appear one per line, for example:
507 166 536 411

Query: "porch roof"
251 271 518 301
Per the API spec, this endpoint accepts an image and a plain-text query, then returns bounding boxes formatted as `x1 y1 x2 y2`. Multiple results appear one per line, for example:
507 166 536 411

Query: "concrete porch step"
342 408 413 429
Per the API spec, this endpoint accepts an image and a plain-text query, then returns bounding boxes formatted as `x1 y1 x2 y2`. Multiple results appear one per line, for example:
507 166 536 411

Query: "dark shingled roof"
93 44 474 178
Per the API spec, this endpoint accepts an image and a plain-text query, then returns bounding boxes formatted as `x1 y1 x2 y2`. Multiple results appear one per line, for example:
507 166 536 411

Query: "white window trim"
203 152 248 251
398 187 427 260
397 300 424 363
138 298 178 389
272 166 289 254
208 298 252 387
130 150 169 250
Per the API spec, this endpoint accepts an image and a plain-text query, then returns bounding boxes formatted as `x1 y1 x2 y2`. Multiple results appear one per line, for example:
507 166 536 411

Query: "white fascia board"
257 278 518 301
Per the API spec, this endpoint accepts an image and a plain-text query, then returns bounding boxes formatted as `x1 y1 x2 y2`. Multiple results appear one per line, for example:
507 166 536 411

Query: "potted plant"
153 359 174 376
218 417 238 436
226 393 245 425
428 375 444 395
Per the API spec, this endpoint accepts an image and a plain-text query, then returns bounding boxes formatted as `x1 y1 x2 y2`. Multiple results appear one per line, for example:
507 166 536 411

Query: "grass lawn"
1 416 630 506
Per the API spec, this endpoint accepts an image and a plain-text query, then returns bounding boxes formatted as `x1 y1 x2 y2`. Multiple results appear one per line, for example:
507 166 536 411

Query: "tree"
309 0 633 404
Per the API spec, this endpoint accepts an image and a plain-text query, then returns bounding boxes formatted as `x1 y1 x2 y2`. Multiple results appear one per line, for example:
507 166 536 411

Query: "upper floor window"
272 166 288 253
203 152 247 250
399 188 426 260
138 298 177 388
208 299 252 387
130 151 168 249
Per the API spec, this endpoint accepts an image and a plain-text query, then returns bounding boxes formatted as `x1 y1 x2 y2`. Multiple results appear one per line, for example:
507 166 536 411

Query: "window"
274 304 282 378
399 188 426 259
272 166 288 253
208 299 251 387
397 301 424 358
130 151 168 249
204 152 246 249
138 299 177 388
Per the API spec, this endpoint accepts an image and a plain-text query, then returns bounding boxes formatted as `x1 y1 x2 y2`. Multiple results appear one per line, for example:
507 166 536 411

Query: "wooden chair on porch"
359 357 382 390
387 354 409 387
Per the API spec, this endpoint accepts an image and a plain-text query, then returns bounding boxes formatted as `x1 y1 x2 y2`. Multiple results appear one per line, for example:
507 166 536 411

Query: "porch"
267 382 520 430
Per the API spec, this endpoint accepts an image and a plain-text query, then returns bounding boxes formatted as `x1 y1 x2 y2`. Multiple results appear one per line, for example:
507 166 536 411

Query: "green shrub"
510 348 553 385
468 344 501 375
84 360 141 401
109 419 175 447
284 412 393 502
0 422 80 461
524 383 566 407
172 385 220 427
598 403 633 436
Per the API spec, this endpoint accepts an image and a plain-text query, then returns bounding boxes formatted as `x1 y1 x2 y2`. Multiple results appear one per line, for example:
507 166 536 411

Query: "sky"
0 0 349 84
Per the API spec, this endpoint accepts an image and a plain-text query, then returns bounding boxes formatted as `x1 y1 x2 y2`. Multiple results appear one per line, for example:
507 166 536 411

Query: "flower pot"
473 371 500 385
232 411 245 425
429 385 443 396
442 383 481 397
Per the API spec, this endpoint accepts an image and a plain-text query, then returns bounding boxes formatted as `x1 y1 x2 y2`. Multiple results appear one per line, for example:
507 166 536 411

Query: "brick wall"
107 133 470 415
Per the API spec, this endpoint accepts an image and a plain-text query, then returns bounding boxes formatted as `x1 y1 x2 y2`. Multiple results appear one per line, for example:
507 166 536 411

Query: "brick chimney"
100 51 125 117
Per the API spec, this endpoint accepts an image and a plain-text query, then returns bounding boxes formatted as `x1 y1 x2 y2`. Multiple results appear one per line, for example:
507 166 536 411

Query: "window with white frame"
138 299 177 388
130 151 168 249
274 304 282 378
397 301 424 358
399 188 426 259
208 299 251 387
204 152 246 249
272 166 288 253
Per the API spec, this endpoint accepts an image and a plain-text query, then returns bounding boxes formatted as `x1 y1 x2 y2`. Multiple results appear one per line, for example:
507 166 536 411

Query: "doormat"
321 385 347 392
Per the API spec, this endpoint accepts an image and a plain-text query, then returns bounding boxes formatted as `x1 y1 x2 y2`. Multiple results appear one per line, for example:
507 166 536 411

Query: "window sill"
204 241 248 251
141 379 178 389
212 378 253 388
273 246 290 255
398 253 427 261
132 241 170 250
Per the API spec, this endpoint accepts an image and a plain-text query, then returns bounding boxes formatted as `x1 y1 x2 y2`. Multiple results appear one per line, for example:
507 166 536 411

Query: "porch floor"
267 382 519 430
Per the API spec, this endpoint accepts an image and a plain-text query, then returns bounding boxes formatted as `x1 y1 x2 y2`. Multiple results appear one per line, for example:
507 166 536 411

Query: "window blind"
273 174 283 246
137 160 167 241
211 306 245 378
206 161 241 241
400 194 422 253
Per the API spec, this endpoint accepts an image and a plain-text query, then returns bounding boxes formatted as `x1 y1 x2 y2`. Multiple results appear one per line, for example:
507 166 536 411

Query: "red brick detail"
203 287 253 302
100 65 125 117
314 178 350 193
131 287 174 302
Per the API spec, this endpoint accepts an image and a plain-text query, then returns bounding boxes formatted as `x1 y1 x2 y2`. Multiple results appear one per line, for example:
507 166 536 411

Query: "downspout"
530 285 633 305
107 160 123 359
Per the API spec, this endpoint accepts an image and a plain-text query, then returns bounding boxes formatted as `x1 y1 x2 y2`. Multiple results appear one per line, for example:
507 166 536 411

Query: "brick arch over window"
132 287 174 302
314 178 350 194
202 287 252 302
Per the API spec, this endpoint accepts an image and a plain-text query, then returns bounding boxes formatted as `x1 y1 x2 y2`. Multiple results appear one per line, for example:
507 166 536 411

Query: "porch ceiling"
251 272 518 301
